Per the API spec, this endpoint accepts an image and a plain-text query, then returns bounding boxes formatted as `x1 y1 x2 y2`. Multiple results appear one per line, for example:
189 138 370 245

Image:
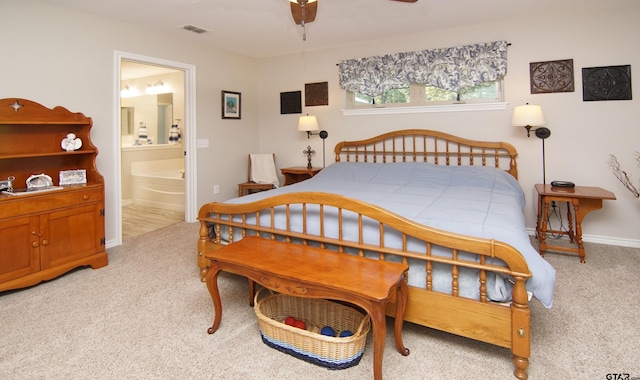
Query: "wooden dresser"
0 98 107 292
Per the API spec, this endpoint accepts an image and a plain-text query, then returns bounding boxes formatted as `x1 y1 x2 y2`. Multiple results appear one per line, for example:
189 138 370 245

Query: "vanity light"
121 85 135 98
146 81 169 95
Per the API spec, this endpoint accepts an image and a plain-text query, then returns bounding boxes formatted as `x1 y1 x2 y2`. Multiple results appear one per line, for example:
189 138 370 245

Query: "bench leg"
367 279 411 380
205 264 223 334
369 303 387 380
248 279 256 306
394 280 410 356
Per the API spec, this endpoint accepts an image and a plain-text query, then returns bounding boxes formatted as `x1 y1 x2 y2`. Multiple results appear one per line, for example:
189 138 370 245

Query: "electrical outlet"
213 184 219 194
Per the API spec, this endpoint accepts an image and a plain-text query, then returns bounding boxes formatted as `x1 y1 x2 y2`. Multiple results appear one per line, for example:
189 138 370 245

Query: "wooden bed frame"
197 129 532 379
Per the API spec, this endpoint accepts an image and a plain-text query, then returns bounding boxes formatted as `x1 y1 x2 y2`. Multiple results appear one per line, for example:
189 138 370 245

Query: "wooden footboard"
197 192 532 379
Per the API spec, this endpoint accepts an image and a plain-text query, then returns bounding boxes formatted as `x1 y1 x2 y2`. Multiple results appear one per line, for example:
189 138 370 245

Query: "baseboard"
581 234 640 248
526 228 640 249
106 238 119 249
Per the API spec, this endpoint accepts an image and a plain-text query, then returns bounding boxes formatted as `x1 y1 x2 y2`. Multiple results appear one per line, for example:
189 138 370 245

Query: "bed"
197 129 556 379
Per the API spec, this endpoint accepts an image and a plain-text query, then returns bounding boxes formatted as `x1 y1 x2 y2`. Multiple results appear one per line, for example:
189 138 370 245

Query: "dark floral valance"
338 41 509 97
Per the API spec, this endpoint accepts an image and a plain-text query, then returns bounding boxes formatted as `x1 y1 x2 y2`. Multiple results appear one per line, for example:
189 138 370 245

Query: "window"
339 41 509 113
352 86 411 106
347 80 503 109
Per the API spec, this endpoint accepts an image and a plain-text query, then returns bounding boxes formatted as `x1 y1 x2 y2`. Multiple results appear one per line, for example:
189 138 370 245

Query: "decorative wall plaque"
529 59 574 94
305 82 328 106
280 91 302 114
582 65 632 101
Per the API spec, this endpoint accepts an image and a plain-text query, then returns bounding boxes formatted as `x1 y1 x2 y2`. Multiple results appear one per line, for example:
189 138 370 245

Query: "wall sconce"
146 81 169 95
121 85 135 98
512 103 550 184
298 114 328 167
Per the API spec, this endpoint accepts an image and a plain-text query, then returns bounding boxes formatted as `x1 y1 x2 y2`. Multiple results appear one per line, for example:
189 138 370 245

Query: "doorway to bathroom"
120 61 184 238
114 51 197 245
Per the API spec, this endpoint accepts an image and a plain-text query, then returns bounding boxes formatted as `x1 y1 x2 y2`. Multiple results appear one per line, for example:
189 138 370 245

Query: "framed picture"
305 82 329 106
582 65 632 101
529 59 575 94
222 90 241 119
280 91 302 114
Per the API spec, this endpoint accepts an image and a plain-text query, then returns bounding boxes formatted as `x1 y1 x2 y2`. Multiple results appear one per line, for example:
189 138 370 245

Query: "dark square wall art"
280 91 302 114
529 59 575 94
305 82 329 106
582 65 632 101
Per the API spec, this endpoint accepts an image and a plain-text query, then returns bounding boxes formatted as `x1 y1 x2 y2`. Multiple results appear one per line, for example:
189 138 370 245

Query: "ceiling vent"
180 24 209 34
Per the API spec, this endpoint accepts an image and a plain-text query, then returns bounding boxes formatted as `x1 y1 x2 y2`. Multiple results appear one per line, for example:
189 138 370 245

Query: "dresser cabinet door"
40 203 104 270
0 216 40 283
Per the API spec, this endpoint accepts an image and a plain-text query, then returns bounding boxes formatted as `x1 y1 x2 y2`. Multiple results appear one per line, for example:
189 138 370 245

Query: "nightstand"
280 167 322 186
535 184 616 263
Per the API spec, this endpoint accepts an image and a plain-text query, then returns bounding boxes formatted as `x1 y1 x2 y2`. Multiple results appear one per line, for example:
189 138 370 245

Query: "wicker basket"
254 288 371 369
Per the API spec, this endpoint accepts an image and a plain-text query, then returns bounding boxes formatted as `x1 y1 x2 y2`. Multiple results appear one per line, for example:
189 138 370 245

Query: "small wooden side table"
280 167 322 186
535 184 616 263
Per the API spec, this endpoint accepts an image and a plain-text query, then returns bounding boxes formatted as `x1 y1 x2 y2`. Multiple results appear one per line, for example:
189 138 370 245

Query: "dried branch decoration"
608 153 640 198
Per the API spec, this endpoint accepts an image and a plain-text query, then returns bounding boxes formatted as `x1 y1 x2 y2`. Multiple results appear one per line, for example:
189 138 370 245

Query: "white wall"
0 0 260 247
257 4 640 246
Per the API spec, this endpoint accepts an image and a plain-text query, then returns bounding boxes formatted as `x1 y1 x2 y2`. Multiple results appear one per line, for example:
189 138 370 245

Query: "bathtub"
130 158 185 212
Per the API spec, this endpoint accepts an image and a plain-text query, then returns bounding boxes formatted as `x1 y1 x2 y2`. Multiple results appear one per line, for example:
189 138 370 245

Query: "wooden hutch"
0 98 107 292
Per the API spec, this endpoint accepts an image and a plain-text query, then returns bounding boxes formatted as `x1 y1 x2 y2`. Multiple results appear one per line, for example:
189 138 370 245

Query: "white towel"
250 154 280 187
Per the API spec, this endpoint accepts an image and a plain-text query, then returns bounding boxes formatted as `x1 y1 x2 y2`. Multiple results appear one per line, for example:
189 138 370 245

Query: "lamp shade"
297 115 319 132
512 104 546 127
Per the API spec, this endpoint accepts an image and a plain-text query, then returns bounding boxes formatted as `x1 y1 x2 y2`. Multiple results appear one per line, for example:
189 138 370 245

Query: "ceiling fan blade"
290 1 318 25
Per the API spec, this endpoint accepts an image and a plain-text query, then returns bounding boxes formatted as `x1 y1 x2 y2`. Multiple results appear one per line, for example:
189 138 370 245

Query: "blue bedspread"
225 162 556 308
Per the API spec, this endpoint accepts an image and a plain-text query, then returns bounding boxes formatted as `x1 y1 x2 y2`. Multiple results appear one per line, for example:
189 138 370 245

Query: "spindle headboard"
333 129 518 179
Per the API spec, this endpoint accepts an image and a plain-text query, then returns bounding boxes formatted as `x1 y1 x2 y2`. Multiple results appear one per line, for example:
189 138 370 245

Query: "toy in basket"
254 288 371 369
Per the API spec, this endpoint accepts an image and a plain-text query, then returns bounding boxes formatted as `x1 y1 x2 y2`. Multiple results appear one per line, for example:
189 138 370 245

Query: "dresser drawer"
0 186 104 219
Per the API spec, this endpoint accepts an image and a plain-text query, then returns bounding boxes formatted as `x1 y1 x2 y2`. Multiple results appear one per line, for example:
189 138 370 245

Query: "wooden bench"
204 236 410 380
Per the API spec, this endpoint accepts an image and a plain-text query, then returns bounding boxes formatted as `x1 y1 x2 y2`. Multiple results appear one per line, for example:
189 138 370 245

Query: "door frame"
111 50 197 247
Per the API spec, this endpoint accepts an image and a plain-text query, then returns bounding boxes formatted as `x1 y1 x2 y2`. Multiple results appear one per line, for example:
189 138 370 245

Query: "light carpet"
1 222 639 379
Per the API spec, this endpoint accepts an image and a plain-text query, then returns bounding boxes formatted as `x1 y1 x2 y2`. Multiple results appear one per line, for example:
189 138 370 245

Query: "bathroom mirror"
121 93 174 145
121 107 134 135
